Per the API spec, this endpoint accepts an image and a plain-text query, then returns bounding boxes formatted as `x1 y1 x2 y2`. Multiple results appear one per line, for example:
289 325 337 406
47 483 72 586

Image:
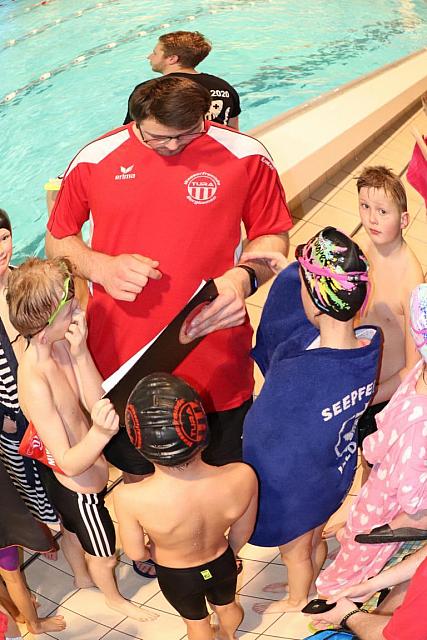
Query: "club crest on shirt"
184 171 220 205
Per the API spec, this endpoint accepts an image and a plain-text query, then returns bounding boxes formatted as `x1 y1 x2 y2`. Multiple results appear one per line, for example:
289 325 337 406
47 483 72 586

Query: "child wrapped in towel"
241 227 382 613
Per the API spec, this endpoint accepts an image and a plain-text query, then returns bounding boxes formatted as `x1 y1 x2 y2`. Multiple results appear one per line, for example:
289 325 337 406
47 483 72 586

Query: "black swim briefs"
38 466 115 557
154 545 237 620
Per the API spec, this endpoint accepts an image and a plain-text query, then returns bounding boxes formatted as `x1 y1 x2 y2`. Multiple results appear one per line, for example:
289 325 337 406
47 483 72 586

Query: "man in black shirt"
123 31 241 129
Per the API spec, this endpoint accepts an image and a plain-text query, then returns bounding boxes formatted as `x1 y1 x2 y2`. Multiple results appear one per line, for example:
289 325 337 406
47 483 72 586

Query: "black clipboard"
103 279 218 422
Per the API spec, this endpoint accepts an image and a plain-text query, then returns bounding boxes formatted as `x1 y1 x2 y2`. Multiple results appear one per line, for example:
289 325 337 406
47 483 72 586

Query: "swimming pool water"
1 0 427 259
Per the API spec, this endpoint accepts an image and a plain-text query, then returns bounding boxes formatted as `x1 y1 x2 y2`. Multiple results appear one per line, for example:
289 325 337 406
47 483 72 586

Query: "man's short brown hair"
7 257 73 338
356 165 407 213
130 76 211 128
159 31 211 68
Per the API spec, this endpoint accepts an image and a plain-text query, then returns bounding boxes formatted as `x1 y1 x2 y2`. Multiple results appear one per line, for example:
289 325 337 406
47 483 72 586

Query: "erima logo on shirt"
184 172 220 205
115 165 136 180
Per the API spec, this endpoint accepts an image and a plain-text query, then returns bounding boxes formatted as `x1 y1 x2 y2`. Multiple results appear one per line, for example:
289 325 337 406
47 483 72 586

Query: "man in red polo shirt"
46 76 291 483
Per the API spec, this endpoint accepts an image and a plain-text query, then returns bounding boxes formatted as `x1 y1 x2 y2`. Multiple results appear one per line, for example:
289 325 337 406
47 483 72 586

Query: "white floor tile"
263 610 314 639
236 594 283 634
100 632 141 640
38 548 74 576
239 562 288 600
239 543 279 563
61 588 126 626
114 561 161 604
45 607 110 640
237 558 271 590
25 558 78 605
144 590 180 617
116 608 187 640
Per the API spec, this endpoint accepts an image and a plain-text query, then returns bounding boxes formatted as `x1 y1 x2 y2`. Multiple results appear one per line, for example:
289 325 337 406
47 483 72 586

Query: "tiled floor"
19 106 426 639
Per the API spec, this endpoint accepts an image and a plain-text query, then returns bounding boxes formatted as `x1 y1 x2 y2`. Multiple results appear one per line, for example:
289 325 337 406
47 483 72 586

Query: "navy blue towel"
243 263 382 547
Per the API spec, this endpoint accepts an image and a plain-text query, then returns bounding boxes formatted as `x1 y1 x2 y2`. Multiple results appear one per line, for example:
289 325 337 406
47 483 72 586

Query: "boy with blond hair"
354 166 424 449
7 257 157 623
321 166 424 539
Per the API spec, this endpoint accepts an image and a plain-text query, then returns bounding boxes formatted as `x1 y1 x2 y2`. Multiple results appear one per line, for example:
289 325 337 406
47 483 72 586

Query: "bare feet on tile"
42 549 58 561
27 614 66 634
253 597 308 614
106 598 159 622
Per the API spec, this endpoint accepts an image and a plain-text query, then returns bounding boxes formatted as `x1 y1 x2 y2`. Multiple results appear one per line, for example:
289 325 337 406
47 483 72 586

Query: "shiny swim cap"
125 373 209 466
410 284 427 363
295 226 370 322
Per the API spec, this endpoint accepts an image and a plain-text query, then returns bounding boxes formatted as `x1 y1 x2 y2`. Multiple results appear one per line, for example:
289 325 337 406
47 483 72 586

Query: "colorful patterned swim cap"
295 226 370 322
410 284 427 362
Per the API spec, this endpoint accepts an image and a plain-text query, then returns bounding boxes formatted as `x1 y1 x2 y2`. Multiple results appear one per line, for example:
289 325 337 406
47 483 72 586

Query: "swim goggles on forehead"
295 244 369 285
47 276 75 326
295 243 371 315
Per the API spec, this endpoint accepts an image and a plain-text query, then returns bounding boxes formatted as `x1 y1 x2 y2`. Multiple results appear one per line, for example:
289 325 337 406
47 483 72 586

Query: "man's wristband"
340 609 363 630
235 265 258 296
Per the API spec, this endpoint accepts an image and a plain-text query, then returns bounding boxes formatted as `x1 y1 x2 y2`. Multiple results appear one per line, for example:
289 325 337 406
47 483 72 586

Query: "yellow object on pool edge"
44 177 62 191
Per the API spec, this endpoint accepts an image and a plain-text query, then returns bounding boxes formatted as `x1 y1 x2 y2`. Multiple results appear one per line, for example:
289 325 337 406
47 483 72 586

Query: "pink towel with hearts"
317 361 427 595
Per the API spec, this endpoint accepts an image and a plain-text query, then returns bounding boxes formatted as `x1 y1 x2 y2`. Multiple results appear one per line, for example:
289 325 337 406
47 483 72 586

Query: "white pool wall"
250 47 427 207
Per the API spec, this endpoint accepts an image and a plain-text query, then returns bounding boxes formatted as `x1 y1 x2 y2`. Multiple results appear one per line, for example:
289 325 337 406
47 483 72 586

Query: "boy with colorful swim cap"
317 283 427 596
114 372 258 640
6 258 157 624
241 227 381 614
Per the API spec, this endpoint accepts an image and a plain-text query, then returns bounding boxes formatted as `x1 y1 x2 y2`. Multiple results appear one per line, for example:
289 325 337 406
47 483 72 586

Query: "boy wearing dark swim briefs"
241 227 382 614
6 258 157 624
114 373 258 640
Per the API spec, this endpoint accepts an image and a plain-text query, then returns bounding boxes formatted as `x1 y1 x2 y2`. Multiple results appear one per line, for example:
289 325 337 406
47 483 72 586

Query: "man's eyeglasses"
47 276 75 326
137 123 205 148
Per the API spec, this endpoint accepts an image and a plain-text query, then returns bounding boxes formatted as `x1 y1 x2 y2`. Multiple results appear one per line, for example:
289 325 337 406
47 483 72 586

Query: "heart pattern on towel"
401 446 412 464
377 468 387 480
408 406 423 422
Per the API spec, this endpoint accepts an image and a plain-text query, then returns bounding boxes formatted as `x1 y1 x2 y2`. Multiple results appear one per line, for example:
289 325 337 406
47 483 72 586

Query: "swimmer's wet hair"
356 165 407 214
130 76 211 128
0 208 12 233
7 257 74 338
159 31 211 68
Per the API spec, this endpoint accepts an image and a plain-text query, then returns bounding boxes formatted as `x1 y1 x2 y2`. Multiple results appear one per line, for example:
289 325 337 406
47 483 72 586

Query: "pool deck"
17 102 427 640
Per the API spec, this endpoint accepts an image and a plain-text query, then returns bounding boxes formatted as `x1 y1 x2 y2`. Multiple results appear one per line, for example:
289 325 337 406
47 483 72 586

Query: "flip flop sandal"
133 559 156 579
356 524 427 544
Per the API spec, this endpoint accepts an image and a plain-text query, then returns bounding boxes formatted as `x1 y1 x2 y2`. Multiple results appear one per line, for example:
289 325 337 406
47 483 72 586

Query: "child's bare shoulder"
18 361 52 418
114 476 153 505
221 461 257 485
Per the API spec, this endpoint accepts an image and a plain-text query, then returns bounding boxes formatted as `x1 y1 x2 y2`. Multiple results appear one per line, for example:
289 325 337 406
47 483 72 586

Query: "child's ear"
400 211 409 229
34 328 47 344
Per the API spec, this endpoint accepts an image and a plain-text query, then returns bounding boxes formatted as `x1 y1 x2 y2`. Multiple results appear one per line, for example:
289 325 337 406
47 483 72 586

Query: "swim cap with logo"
410 284 427 363
295 226 370 322
125 372 209 466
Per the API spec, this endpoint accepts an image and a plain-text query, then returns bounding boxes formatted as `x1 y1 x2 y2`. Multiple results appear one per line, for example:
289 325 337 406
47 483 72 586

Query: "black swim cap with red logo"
125 373 209 466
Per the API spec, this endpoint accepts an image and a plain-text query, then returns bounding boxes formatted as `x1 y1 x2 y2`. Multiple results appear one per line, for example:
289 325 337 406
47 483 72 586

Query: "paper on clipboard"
103 279 218 422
